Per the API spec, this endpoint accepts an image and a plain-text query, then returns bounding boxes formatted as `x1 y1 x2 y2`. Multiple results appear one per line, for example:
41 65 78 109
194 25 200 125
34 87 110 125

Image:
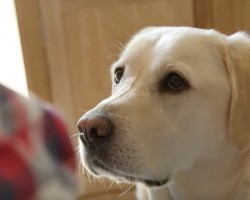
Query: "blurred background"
0 0 250 199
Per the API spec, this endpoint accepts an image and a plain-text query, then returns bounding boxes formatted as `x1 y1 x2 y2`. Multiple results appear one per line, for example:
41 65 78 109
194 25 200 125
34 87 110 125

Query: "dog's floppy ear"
223 32 250 151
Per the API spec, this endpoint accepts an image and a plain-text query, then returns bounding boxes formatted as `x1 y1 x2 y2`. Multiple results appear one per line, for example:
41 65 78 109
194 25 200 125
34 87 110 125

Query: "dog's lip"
144 179 169 187
90 158 169 187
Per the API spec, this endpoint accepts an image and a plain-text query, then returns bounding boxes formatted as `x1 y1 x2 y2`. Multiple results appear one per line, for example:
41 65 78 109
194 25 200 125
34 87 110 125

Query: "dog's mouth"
88 158 169 187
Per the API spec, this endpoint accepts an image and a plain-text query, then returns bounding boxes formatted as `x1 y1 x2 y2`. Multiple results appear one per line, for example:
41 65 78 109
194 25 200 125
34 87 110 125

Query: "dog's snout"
77 115 112 143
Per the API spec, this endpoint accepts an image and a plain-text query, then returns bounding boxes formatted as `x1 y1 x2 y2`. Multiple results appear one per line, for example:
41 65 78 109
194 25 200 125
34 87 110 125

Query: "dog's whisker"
118 183 134 197
70 133 79 138
118 42 126 49
74 145 80 151
108 181 115 189
107 53 120 60
110 44 124 51
100 177 106 189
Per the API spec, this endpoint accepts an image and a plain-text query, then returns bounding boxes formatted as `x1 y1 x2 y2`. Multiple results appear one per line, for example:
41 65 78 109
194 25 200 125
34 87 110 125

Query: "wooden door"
194 0 250 34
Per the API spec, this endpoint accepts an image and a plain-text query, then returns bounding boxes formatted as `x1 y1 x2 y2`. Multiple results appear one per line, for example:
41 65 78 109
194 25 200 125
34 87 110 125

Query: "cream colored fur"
78 27 250 200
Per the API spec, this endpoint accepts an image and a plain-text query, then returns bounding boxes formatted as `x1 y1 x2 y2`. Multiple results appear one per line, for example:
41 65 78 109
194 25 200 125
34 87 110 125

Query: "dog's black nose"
77 115 112 143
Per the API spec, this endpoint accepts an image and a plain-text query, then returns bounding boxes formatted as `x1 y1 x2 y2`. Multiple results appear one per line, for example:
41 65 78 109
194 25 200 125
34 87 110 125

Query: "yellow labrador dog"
77 27 250 200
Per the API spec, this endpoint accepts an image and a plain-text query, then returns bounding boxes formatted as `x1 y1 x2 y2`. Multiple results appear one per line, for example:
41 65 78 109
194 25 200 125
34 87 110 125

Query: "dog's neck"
168 147 246 200
138 143 250 200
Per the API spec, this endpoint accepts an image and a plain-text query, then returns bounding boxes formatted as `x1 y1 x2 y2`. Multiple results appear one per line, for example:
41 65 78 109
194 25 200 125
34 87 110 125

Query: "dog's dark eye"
160 72 189 92
114 67 124 84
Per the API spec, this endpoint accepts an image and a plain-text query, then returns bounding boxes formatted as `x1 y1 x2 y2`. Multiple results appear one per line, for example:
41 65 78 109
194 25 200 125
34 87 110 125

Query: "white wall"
0 0 28 97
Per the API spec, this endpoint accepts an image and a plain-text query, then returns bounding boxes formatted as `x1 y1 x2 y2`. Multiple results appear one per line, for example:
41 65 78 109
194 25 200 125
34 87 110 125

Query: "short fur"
78 27 250 200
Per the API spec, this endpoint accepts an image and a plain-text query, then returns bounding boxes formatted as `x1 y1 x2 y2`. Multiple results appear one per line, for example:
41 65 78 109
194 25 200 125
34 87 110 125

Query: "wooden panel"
61 0 194 119
15 0 51 101
194 0 214 29
213 0 243 34
39 0 76 131
194 0 250 34
242 0 250 32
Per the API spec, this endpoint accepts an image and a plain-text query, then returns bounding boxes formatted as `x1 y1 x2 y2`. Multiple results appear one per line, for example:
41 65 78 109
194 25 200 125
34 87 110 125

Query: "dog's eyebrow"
111 63 125 72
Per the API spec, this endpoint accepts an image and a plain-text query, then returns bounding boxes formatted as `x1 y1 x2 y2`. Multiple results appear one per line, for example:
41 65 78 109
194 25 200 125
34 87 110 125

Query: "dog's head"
77 27 250 187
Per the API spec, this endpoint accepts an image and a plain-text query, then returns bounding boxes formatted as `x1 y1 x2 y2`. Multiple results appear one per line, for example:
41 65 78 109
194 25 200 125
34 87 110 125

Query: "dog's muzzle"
77 114 169 188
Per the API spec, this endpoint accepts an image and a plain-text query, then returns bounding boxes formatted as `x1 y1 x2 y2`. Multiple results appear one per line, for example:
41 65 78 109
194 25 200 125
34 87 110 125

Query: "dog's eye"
114 67 124 84
160 72 189 92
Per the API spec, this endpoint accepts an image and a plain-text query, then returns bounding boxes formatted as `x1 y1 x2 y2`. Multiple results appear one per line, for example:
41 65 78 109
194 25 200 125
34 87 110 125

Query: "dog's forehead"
119 27 223 71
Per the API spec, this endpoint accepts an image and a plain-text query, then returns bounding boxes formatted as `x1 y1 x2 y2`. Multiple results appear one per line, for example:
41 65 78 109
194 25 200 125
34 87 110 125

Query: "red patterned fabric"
0 84 77 200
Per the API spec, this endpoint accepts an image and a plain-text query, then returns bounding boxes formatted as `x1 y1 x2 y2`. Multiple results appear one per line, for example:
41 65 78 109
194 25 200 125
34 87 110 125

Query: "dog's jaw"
92 158 170 187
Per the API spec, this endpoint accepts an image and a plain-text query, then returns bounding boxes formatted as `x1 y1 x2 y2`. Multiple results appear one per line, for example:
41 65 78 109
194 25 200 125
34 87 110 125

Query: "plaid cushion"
0 84 77 200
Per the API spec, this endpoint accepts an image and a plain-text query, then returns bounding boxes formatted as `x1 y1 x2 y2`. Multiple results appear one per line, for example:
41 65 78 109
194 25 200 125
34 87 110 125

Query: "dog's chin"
86 158 169 188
